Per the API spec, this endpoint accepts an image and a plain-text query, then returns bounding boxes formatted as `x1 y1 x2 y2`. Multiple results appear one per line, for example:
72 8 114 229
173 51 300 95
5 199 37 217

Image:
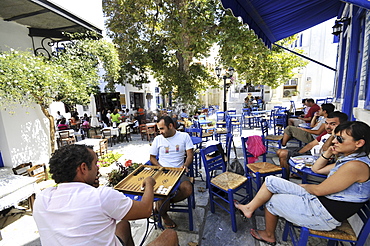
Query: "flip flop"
250 229 276 246
163 218 177 229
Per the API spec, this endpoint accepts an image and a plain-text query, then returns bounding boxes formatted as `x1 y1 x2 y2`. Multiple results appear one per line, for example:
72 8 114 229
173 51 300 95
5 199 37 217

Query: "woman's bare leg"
234 182 273 218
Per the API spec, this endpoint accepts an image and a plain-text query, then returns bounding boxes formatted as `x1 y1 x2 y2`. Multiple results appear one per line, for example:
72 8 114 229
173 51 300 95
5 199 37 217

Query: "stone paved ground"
0 124 335 246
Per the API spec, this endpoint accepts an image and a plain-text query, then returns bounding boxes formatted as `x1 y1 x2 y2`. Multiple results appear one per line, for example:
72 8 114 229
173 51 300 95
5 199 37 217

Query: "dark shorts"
287 147 311 159
180 173 191 184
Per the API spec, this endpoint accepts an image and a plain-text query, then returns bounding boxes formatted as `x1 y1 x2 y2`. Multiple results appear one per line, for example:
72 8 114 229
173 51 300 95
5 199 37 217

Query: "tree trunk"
40 105 56 153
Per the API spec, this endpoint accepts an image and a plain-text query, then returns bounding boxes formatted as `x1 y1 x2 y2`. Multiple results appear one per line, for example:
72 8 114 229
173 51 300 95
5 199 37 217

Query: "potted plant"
107 160 141 186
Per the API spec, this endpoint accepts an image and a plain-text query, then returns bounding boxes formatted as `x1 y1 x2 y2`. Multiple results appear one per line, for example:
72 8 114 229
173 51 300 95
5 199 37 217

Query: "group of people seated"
42 103 369 246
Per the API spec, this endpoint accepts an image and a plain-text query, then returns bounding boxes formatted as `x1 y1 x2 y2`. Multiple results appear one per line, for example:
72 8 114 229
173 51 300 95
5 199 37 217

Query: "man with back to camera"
149 116 193 228
33 144 178 246
276 111 348 176
288 98 320 126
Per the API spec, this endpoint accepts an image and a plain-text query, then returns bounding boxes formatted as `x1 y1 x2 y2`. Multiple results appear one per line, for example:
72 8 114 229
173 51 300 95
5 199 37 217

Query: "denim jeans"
265 176 341 230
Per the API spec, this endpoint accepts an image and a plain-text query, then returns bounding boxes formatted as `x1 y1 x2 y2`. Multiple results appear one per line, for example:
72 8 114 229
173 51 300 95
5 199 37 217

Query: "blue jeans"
265 176 341 231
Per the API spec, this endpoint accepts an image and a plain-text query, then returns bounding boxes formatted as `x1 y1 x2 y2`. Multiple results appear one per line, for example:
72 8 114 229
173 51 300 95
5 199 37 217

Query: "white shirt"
33 183 133 246
311 133 331 156
311 116 325 138
149 131 193 167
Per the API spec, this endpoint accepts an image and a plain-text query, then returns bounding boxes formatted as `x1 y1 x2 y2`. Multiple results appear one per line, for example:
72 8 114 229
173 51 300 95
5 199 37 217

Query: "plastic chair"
241 136 286 196
260 119 284 154
200 144 251 232
282 200 370 246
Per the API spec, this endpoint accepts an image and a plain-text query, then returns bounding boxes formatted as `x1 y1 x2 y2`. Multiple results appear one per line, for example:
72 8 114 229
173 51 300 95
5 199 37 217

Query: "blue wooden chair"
228 114 242 136
242 108 255 128
260 119 284 154
185 127 202 178
282 200 370 246
215 117 231 143
241 136 286 196
316 98 326 105
200 145 251 232
326 97 334 103
216 111 226 128
227 109 236 115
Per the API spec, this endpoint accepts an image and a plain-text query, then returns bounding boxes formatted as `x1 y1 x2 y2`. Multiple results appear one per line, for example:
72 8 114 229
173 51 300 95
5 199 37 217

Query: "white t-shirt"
149 131 194 167
311 133 331 155
33 183 133 246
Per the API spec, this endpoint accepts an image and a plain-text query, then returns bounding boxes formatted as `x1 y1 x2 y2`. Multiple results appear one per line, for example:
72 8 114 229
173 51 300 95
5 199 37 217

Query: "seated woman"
235 121 370 245
57 118 69 131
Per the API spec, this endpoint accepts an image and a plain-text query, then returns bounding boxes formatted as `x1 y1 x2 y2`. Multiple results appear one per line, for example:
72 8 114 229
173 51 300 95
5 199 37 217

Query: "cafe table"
289 155 327 184
75 138 103 153
0 167 39 211
102 127 119 137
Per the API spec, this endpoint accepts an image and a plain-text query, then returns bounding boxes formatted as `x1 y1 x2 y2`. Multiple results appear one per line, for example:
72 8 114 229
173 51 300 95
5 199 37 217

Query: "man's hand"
142 176 156 189
181 165 189 173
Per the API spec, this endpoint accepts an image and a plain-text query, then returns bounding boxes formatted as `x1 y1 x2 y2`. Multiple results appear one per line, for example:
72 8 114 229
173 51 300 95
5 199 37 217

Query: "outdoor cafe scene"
1 98 370 246
1 0 370 246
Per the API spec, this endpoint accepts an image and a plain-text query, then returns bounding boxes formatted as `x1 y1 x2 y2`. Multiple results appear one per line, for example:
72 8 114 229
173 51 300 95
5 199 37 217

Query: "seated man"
288 98 319 126
277 111 348 175
33 145 178 246
179 109 189 119
282 103 335 146
149 116 194 229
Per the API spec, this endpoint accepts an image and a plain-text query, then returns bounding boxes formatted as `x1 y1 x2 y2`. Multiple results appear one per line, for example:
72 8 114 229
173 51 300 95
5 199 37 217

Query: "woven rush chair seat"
247 162 283 174
211 172 248 190
265 135 283 141
216 128 227 134
309 220 356 241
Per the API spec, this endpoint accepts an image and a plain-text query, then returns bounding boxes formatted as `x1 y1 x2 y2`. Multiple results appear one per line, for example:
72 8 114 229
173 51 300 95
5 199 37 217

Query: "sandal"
250 229 276 246
234 200 247 221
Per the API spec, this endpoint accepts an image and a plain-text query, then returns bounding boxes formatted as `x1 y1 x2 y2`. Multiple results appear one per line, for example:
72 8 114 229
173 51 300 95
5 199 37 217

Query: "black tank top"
317 196 365 222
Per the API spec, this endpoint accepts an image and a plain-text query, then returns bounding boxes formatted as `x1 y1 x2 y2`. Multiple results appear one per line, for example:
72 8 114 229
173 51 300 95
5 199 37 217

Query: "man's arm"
150 155 161 166
123 177 156 220
183 149 194 172
298 139 319 154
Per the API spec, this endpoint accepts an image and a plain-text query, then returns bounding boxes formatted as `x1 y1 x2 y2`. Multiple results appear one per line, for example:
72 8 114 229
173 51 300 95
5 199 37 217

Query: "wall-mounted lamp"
332 17 351 36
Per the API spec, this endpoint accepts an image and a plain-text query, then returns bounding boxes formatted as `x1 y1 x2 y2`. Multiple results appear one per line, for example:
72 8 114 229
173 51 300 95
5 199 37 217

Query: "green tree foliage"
0 36 120 152
103 0 221 104
103 0 307 104
218 14 308 88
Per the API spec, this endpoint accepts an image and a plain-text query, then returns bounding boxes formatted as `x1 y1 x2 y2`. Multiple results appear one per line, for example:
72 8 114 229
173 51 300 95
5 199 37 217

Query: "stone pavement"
0 126 326 246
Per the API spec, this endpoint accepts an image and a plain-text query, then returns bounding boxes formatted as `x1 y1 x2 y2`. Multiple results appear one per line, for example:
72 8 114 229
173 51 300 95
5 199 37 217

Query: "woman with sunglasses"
235 121 370 245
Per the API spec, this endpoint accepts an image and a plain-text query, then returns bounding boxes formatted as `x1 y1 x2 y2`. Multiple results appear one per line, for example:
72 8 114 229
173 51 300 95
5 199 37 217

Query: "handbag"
227 139 245 176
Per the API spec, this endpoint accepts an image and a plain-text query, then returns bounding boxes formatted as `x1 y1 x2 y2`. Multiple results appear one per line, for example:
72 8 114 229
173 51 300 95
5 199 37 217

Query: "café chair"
242 108 255 128
123 125 132 142
185 127 202 178
58 130 75 147
102 128 115 147
215 117 231 143
260 119 284 154
200 145 251 232
98 139 108 157
216 111 226 128
146 124 157 142
282 200 370 246
241 136 286 196
139 124 148 141
12 162 32 176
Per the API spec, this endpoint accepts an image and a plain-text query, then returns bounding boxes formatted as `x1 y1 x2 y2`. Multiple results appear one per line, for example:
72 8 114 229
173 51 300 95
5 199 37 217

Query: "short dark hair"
302 99 307 103
306 98 315 104
159 116 174 128
327 111 348 124
49 145 95 183
321 103 335 115
334 121 370 155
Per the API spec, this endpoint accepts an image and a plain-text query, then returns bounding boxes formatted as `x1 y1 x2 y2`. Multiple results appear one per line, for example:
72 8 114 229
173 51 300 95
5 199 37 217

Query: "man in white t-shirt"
33 144 178 246
149 116 193 229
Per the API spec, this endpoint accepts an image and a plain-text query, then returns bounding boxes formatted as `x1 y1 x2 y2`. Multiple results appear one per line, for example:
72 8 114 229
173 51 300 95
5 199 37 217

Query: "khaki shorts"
284 126 314 143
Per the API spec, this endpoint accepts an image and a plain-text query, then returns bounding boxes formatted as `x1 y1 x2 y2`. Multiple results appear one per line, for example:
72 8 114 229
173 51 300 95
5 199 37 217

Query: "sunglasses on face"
334 135 344 143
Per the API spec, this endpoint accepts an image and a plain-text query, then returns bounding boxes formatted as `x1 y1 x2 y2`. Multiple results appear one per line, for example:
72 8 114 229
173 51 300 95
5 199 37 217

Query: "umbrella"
89 94 99 127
